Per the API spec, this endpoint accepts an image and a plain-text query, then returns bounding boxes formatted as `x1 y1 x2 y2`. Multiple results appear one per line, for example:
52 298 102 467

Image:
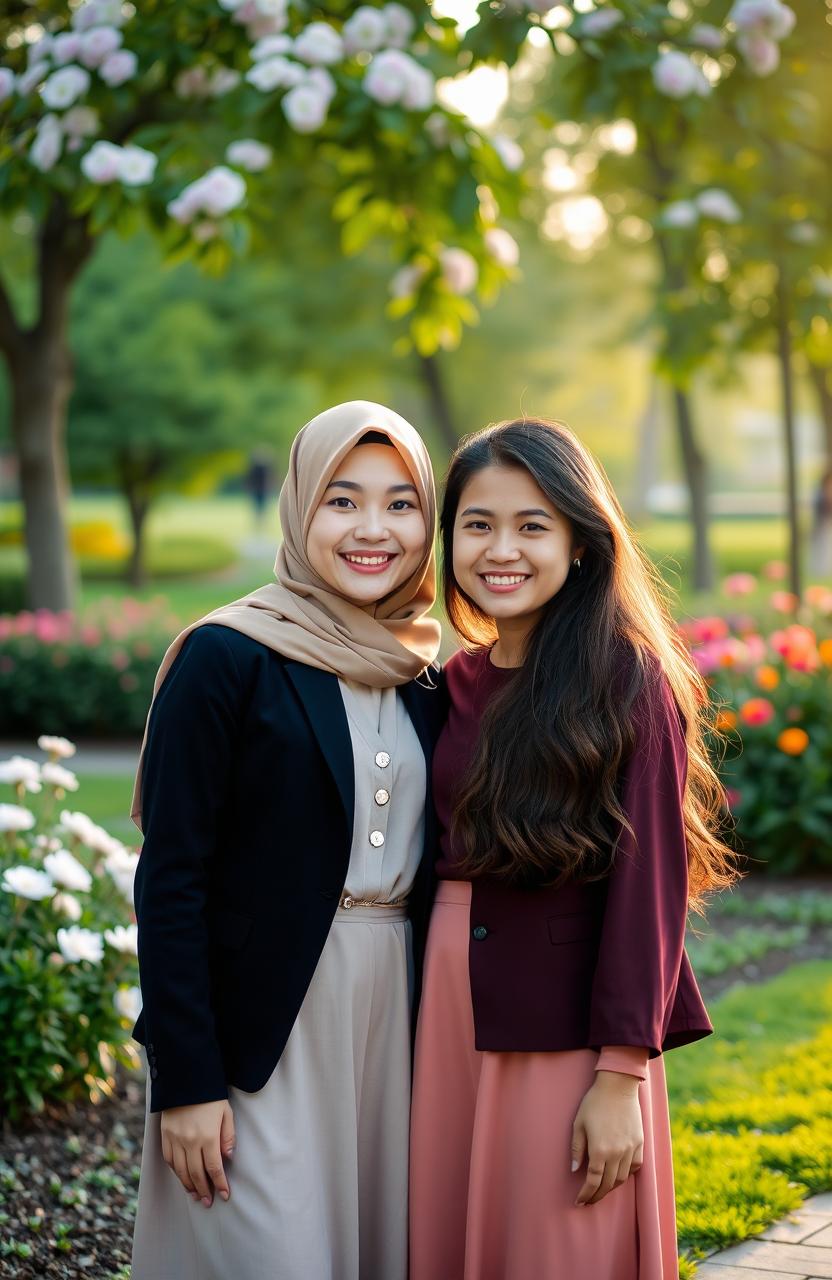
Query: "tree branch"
0 270 24 362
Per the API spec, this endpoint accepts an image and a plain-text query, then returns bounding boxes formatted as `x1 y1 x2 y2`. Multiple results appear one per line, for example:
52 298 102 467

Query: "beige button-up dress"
131 680 426 1280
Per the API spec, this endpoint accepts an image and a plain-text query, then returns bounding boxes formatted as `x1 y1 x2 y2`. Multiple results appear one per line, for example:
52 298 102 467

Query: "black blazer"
132 623 444 1113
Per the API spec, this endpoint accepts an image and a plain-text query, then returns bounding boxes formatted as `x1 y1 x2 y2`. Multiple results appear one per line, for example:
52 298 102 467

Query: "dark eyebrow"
326 480 418 494
460 506 555 519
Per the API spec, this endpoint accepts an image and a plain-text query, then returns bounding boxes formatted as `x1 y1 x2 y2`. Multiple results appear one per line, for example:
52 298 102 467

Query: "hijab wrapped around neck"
130 400 441 829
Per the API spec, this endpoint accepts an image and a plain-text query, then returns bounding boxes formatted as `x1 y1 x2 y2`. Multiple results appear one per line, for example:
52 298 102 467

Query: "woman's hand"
160 1099 235 1207
571 1071 644 1207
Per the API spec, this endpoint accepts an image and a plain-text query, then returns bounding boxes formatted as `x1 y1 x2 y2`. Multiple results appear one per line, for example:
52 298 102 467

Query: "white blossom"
492 134 523 172
114 985 142 1022
211 67 242 96
690 22 726 51
104 846 139 903
1 865 54 900
390 262 426 297
57 925 104 965
27 33 54 64
579 9 624 37
306 68 337 102
251 34 293 60
283 82 330 132
383 3 416 49
72 0 127 32
105 923 138 954
31 117 64 172
44 848 92 892
52 32 84 65
652 51 709 99
62 108 98 139
41 65 91 109
736 31 780 74
293 22 344 66
35 835 62 853
0 803 37 832
484 227 520 268
100 48 138 86
119 144 157 186
729 0 795 39
81 139 123 183
0 67 15 102
17 61 51 97
53 892 83 920
696 188 741 222
226 139 273 172
364 49 432 109
0 755 42 792
246 55 305 91
41 762 79 792
401 62 434 111
59 808 122 855
198 165 247 215
441 246 478 294
661 199 699 227
79 25 123 69
343 7 389 54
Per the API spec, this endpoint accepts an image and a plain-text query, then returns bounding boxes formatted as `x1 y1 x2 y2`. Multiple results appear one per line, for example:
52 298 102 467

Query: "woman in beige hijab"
130 402 442 1280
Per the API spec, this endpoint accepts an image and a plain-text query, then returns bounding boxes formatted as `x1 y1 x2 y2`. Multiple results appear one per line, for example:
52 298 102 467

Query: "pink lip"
478 573 530 594
339 552 398 576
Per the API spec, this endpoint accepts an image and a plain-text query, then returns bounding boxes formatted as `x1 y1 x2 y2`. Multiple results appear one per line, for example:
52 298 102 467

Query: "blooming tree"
0 0 520 609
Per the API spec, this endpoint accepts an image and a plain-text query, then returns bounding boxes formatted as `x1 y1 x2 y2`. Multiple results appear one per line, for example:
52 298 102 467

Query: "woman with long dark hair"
409 418 738 1279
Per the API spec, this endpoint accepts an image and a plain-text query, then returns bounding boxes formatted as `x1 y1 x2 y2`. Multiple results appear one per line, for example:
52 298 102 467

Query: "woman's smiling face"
453 463 582 627
306 441 428 606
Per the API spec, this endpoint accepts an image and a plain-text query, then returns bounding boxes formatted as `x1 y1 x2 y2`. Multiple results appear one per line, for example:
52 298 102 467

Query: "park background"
0 1 831 1277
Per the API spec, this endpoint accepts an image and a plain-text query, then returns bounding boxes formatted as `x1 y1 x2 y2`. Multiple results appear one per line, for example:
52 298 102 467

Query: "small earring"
572 557 582 573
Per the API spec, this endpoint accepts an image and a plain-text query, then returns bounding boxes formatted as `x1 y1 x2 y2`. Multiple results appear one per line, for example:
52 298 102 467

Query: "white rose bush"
0 736 140 1120
0 0 523 613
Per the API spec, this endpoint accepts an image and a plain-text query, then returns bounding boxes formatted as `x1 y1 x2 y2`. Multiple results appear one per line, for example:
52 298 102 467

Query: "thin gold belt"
339 892 409 910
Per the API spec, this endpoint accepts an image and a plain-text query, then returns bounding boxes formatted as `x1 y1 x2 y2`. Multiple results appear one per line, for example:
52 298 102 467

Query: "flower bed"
0 738 140 1123
0 600 179 737
681 568 832 874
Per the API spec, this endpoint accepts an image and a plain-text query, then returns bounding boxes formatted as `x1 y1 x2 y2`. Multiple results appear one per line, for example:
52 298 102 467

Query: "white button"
375 751 391 768
375 788 390 806
369 830 385 847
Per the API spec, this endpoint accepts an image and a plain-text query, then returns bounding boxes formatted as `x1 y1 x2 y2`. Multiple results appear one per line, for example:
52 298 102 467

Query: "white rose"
662 200 699 227
251 35 293 60
52 33 84 65
690 22 725 51
226 139 273 172
114 985 142 1022
484 227 520 268
105 923 138 954
118 144 157 186
401 61 434 111
53 892 83 920
729 0 795 39
0 67 15 102
579 9 624 37
343 7 389 54
305 68 337 102
696 188 741 222
293 22 344 66
105 846 139 903
493 134 523 172
72 0 126 32
17 61 50 97
210 67 242 96
389 262 426 298
652 51 701 98
0 803 36 832
31 119 63 173
59 808 122 854
364 49 411 105
44 848 92 892
27 33 54 64
441 247 478 295
198 165 247 215
41 64 91 109
100 49 138 87
167 191 201 225
736 31 780 74
246 56 305 91
80 139 123 183
41 762 79 792
57 925 104 965
384 2 416 49
62 107 98 139
58 808 97 841
79 25 123 70
282 83 330 132
1 865 55 900
0 755 42 792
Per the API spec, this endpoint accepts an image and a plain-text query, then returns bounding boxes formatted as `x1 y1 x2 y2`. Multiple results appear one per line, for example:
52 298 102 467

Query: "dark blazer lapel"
397 677 436 769
284 661 355 833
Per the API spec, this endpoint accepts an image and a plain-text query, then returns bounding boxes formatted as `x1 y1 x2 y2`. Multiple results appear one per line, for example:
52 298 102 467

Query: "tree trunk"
9 340 77 611
126 490 151 590
419 354 459 459
775 265 802 606
808 361 832 464
672 386 715 592
630 379 660 522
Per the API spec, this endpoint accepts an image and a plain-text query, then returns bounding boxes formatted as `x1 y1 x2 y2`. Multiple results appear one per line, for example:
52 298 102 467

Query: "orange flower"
820 638 832 667
777 727 809 755
755 665 780 690
739 697 775 726
715 709 738 731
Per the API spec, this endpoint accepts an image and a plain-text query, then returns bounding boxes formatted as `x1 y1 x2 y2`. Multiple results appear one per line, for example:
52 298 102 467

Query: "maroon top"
432 646 713 1058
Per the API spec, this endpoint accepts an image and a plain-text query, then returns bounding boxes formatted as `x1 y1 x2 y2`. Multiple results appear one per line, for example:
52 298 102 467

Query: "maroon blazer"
433 647 713 1058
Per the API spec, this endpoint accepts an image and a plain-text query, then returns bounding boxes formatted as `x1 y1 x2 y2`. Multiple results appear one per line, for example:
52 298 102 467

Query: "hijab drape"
131 401 441 829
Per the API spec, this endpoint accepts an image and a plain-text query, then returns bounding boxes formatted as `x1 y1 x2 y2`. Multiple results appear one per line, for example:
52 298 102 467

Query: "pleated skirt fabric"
409 880 680 1280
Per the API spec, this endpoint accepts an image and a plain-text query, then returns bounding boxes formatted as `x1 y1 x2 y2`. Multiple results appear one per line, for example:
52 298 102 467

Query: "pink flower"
691 616 730 643
770 591 798 614
723 572 757 597
739 697 775 726
111 649 130 671
80 625 102 645
763 559 787 580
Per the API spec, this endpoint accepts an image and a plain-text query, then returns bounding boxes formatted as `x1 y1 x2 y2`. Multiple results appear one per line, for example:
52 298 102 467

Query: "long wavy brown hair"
443 418 740 914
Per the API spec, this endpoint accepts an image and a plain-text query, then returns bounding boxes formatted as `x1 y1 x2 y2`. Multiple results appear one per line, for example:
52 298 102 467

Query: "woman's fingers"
187 1145 214 1207
575 1157 605 1206
171 1143 196 1197
204 1140 231 1202
631 1141 644 1173
570 1120 587 1175
220 1102 236 1160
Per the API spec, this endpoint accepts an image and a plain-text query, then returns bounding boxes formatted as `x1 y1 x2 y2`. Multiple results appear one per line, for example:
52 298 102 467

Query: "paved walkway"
0 741 139 775
696 1194 832 1278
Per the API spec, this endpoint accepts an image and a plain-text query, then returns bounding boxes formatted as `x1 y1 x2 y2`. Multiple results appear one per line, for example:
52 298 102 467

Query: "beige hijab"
131 400 441 830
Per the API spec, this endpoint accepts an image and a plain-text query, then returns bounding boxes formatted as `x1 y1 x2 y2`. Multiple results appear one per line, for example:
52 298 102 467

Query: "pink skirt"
409 880 679 1280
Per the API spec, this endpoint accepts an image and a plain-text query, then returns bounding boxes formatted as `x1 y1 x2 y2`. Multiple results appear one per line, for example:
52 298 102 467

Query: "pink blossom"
770 591 798 614
690 616 730 643
763 559 787 580
722 572 757 597
80 625 102 646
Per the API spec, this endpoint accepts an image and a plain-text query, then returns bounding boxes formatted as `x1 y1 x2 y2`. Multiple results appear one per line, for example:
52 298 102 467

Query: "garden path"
697 1194 832 1278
